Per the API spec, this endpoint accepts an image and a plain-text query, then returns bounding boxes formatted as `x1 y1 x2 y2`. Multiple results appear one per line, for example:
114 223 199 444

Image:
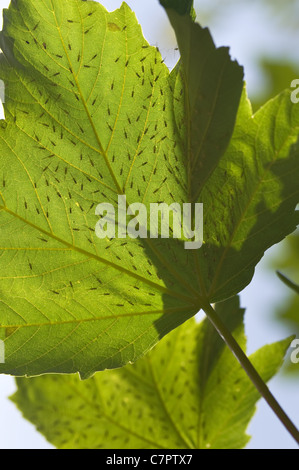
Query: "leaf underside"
11 295 291 449
0 0 298 377
12 297 290 449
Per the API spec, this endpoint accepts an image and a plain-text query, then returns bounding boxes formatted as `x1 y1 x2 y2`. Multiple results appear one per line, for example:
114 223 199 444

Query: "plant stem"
202 300 299 446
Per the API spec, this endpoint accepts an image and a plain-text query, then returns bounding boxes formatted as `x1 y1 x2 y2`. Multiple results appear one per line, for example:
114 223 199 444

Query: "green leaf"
159 0 196 20
0 0 243 377
251 58 299 111
197 88 299 302
11 295 291 449
269 236 299 375
165 8 244 196
0 0 298 378
277 271 299 294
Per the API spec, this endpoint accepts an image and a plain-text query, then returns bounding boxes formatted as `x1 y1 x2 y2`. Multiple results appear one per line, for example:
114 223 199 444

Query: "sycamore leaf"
159 0 196 19
0 0 243 377
277 271 299 294
0 0 298 377
270 239 299 375
11 295 292 449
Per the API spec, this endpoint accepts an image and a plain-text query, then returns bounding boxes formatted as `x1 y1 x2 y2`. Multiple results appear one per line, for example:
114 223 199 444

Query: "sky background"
0 0 298 449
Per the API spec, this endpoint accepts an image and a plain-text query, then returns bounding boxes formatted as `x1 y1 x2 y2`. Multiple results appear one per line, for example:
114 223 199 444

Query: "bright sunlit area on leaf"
0 0 298 450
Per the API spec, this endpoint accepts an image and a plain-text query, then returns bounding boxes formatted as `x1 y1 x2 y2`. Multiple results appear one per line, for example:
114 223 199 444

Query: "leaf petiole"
202 300 299 446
